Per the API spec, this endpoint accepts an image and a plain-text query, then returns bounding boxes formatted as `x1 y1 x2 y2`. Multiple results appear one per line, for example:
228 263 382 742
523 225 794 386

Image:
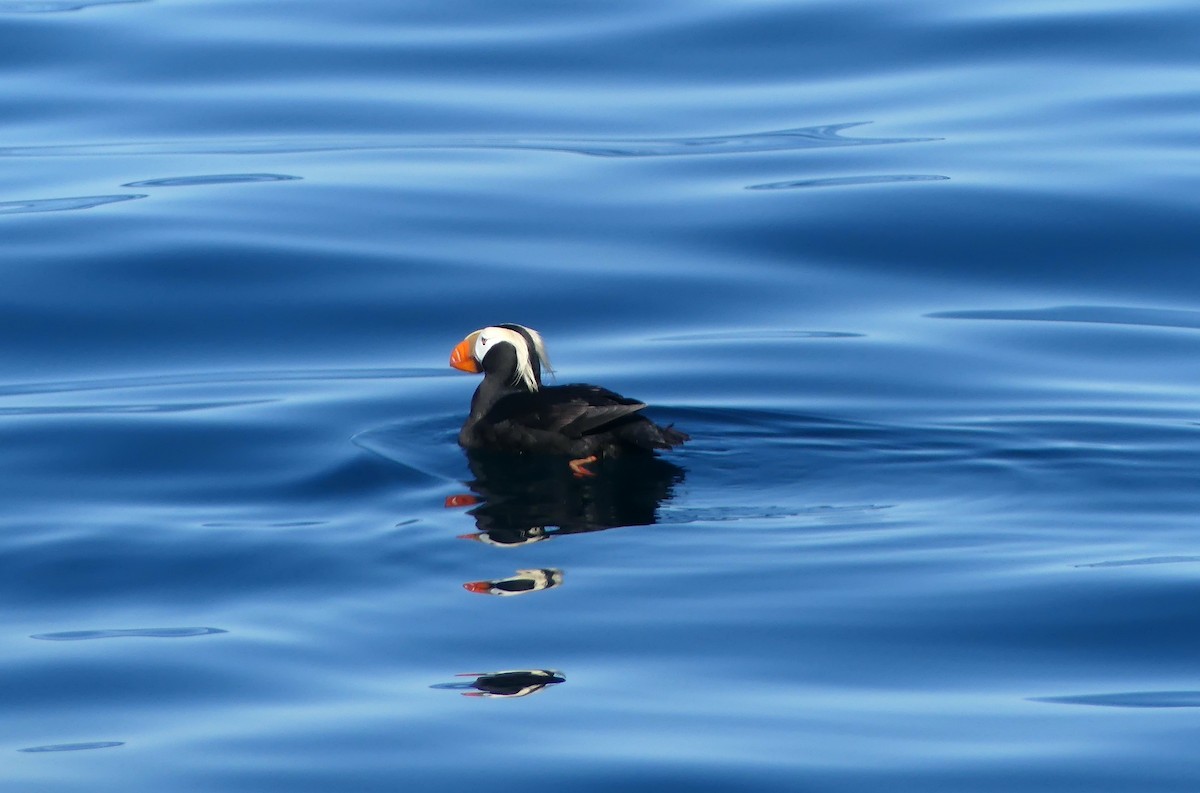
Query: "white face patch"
470 325 549 391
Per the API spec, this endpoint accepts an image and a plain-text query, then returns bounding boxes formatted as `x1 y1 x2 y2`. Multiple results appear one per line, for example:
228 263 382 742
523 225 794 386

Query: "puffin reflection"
463 568 563 596
448 450 685 545
433 669 566 698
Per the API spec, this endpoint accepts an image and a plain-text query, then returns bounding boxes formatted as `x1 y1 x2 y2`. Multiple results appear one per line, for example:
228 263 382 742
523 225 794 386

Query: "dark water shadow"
31 627 227 641
747 174 948 190
0 194 145 215
18 741 124 752
448 451 685 547
928 305 1200 332
1031 691 1200 708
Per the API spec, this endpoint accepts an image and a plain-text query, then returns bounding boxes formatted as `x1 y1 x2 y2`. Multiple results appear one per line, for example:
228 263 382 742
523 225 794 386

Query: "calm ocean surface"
4 1 1200 790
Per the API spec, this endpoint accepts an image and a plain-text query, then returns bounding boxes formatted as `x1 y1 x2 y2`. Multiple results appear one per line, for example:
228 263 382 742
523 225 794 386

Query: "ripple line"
30 627 228 641
122 173 301 188
747 174 949 190
0 366 446 399
1032 691 1200 708
1077 555 1200 568
534 122 938 157
0 399 275 417
0 0 145 12
928 305 1200 332
653 329 864 342
0 194 145 215
0 122 939 159
18 741 124 752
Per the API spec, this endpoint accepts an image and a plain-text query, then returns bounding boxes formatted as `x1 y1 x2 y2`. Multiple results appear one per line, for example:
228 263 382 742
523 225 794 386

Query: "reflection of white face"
468 669 565 698
469 325 552 391
476 526 549 547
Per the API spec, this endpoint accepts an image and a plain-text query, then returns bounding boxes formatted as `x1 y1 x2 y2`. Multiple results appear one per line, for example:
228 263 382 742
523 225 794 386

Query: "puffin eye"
473 333 491 361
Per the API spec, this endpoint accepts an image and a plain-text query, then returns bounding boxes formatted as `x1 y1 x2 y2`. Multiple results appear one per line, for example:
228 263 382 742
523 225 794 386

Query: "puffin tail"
616 419 690 453
653 423 690 450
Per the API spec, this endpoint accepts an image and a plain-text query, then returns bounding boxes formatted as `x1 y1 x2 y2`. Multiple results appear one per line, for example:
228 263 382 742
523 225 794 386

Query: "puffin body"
450 324 688 475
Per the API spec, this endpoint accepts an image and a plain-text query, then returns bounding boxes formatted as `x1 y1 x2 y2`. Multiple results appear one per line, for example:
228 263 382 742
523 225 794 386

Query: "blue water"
4 0 1200 790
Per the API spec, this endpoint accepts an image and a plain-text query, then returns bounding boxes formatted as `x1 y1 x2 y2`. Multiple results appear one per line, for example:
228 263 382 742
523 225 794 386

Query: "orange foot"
444 494 479 508
568 455 599 478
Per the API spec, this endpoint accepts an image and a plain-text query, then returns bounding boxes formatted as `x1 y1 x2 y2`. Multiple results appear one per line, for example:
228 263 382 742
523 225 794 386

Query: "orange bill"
449 337 481 373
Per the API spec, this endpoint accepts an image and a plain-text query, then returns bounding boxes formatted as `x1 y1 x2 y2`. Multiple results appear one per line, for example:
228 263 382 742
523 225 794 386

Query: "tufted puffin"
462 568 564 596
449 324 688 476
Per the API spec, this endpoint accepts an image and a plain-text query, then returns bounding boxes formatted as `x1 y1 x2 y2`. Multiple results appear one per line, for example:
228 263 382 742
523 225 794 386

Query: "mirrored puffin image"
463 568 564 596
449 449 685 547
449 324 688 477
432 669 566 699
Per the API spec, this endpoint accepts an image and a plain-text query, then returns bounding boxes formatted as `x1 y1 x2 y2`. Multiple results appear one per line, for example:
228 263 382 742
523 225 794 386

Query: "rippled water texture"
4 1 1200 791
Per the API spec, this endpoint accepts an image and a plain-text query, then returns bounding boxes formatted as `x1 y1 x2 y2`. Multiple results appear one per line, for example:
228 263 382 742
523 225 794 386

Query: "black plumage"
450 325 688 471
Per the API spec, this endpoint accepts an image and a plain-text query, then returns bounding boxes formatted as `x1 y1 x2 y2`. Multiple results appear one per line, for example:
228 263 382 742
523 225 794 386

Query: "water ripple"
0 122 937 158
1032 691 1200 708
530 123 938 158
928 305 1200 332
351 419 465 482
122 173 301 188
0 194 145 215
0 0 144 12
653 329 863 342
201 520 327 528
1077 556 1200 568
30 627 228 641
747 174 949 190
18 741 124 752
0 367 445 399
0 400 275 417
663 504 891 524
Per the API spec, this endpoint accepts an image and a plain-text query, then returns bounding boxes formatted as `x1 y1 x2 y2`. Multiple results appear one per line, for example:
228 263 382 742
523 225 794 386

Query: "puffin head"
449 324 553 391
